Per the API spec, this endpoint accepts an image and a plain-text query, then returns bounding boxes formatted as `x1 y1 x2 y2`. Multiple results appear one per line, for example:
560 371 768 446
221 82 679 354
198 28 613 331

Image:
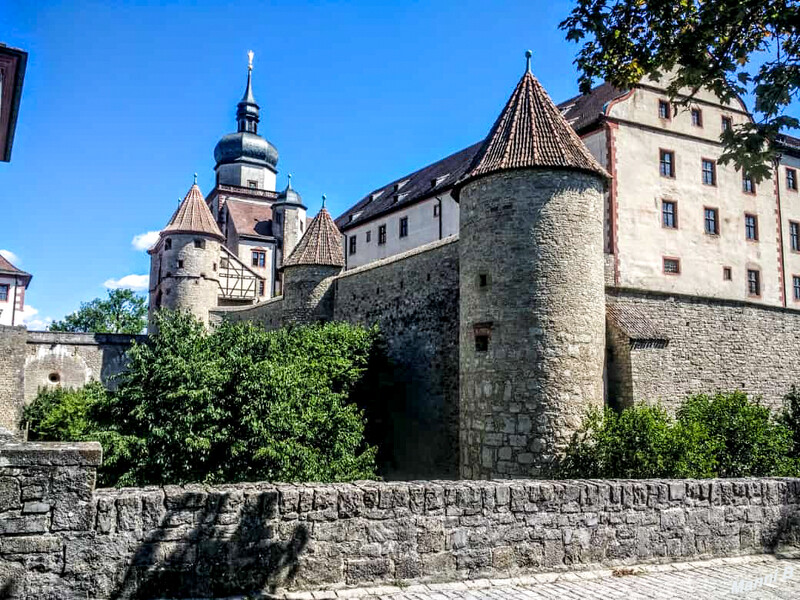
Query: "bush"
25 312 381 487
557 391 800 479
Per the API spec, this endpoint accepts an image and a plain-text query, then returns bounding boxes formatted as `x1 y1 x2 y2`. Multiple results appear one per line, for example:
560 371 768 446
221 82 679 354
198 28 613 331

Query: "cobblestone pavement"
280 555 800 600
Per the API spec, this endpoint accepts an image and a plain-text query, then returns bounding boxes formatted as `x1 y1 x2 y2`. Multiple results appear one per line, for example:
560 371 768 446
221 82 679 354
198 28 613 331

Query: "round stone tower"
454 52 609 479
280 196 345 324
273 174 308 293
148 179 226 330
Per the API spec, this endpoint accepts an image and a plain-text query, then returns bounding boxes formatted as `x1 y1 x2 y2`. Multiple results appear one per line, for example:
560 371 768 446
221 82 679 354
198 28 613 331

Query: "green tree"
26 311 380 487
557 391 799 479
49 288 147 334
561 0 799 181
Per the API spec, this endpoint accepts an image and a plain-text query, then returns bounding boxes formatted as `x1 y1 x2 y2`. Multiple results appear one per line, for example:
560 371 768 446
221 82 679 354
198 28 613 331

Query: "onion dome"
283 196 345 268
454 51 608 198
213 51 279 171
275 174 306 207
159 178 224 243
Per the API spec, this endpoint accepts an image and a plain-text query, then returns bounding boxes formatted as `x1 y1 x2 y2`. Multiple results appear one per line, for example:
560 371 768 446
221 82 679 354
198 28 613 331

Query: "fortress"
3 52 800 481
140 51 800 480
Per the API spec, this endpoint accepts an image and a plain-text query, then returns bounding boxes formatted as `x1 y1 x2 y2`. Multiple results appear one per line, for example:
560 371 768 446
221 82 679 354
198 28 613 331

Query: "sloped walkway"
280 555 800 600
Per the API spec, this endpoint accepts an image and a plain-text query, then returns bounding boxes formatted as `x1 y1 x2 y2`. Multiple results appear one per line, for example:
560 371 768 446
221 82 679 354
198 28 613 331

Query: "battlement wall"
2 440 800 598
607 289 800 411
333 235 460 479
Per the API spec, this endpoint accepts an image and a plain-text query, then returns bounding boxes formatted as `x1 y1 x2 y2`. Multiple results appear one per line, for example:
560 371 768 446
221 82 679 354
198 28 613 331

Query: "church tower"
454 52 609 479
148 178 225 330
213 52 279 191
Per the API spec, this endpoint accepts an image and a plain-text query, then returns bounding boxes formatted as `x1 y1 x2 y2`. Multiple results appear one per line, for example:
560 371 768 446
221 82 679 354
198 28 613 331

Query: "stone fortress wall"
2 441 800 599
0 326 142 433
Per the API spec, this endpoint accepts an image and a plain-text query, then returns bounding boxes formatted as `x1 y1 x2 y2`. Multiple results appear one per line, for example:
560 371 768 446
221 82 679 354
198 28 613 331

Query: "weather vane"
248 50 254 71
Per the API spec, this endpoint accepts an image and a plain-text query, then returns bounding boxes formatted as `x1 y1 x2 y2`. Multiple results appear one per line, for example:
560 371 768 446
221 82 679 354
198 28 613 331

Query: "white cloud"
131 231 160 252
21 305 52 331
0 249 20 264
104 274 149 291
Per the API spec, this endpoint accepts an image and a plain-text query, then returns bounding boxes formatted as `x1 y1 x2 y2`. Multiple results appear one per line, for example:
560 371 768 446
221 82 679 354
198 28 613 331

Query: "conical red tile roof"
283 208 345 268
162 184 224 240
456 66 608 195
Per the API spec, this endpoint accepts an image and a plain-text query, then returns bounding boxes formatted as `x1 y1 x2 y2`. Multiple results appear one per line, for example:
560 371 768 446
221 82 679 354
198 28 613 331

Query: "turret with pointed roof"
148 179 224 330
458 52 607 479
280 197 344 324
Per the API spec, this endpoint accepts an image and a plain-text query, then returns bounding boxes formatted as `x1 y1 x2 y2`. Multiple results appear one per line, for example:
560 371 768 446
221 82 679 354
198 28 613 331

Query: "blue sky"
1 0 797 328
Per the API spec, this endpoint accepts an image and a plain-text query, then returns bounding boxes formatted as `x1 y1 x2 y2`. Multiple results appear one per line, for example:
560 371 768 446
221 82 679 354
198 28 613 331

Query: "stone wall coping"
608 286 800 316
336 234 459 280
25 331 147 346
0 441 102 466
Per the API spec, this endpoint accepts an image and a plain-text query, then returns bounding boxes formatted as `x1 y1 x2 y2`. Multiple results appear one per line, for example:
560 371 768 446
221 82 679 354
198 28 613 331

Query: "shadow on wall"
107 489 309 600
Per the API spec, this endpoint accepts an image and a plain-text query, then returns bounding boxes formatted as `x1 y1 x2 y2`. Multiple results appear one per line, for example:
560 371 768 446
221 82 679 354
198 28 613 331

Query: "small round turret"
148 180 224 330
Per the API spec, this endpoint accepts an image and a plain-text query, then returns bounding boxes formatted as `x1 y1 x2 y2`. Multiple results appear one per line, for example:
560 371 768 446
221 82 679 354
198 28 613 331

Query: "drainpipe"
437 196 443 240
775 154 787 307
11 275 18 326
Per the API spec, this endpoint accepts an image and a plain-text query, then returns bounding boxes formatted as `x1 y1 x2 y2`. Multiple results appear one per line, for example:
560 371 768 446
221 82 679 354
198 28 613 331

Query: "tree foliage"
558 391 800 479
561 0 799 181
26 311 380 487
49 288 148 334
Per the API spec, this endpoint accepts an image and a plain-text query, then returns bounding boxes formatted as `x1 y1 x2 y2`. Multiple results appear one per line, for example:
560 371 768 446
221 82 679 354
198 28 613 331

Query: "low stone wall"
2 442 800 599
607 289 800 411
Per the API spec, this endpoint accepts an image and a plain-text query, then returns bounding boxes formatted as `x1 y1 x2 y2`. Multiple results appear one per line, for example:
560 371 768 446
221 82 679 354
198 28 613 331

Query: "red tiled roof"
457 69 609 191
0 254 31 283
162 184 224 240
226 199 273 239
283 208 345 268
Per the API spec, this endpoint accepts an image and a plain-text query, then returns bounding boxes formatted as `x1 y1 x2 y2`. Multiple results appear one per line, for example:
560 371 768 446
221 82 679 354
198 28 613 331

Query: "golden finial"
247 50 254 71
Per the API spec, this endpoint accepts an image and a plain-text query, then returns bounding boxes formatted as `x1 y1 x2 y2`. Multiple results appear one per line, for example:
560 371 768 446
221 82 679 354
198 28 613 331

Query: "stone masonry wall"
24 331 143 405
333 237 460 480
2 441 800 598
211 295 285 329
607 289 800 412
0 328 141 436
0 327 26 433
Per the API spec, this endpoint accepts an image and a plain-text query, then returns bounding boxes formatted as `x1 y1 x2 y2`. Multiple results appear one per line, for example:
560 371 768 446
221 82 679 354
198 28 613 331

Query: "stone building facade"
0 254 30 327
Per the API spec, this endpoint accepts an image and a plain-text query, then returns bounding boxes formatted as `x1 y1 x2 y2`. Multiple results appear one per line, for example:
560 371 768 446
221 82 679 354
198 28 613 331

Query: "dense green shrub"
25 311 381 487
558 391 800 479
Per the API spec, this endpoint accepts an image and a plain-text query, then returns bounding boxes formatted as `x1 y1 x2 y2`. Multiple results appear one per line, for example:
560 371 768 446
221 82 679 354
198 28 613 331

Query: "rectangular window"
258 280 265 296
745 214 759 241
194 239 205 249
0 284 8 302
791 221 800 252
349 235 357 255
662 200 677 229
788 168 798 191
366 231 371 243
722 116 732 131
702 159 716 186
742 173 756 194
747 269 761 297
248 180 258 189
177 260 184 269
378 224 386 245
433 204 440 217
723 267 732 281
658 100 671 119
399 216 408 238
691 108 703 127
704 207 719 235
659 150 675 178
252 250 266 267
663 257 680 275
794 276 800 301
165 239 172 250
